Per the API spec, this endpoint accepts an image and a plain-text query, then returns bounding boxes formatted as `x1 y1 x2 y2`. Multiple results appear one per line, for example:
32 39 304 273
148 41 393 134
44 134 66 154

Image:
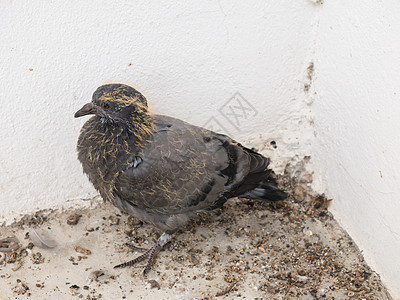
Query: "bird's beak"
74 103 97 118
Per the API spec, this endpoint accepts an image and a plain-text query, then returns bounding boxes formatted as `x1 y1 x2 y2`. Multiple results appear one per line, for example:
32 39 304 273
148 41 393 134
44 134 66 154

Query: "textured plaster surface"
0 1 315 224
311 1 400 297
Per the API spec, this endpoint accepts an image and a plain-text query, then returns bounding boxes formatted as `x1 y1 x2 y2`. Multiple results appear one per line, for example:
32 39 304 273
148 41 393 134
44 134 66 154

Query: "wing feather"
114 115 240 214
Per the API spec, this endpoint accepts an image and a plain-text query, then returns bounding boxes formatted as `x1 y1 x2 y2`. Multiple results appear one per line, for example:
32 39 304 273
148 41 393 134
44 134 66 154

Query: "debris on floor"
67 213 82 226
0 168 392 299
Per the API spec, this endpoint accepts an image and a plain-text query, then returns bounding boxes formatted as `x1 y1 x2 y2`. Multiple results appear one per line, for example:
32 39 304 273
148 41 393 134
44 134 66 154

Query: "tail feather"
241 184 287 202
236 170 287 202
235 145 287 202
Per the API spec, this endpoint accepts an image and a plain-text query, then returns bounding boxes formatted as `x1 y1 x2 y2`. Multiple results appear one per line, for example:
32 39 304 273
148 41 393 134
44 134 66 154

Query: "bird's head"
75 83 149 127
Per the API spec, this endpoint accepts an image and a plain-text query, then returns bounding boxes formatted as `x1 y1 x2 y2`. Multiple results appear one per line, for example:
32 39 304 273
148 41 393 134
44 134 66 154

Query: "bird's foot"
114 233 172 275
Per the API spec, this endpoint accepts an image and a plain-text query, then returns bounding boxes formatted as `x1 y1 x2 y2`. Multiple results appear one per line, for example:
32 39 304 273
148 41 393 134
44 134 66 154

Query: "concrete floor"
0 174 392 300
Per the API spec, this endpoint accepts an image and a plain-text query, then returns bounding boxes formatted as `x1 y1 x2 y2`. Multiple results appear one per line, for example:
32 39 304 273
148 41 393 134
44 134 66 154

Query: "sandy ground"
0 173 392 300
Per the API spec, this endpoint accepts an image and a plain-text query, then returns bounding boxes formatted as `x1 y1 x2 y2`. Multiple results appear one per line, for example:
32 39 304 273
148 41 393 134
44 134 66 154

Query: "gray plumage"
75 83 286 273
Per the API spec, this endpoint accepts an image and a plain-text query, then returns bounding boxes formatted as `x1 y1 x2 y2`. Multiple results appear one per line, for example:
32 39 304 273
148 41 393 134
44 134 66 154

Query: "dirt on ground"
0 166 392 299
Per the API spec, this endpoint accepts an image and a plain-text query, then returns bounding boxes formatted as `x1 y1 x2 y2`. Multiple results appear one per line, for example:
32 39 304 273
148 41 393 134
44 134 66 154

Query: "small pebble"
149 279 160 290
67 213 82 225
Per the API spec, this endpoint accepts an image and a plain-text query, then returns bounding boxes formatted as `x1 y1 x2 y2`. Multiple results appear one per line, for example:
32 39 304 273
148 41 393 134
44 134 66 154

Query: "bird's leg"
114 233 172 275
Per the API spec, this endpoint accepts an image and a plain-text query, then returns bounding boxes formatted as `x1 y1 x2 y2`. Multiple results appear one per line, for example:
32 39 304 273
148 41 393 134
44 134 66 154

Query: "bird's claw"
114 233 172 275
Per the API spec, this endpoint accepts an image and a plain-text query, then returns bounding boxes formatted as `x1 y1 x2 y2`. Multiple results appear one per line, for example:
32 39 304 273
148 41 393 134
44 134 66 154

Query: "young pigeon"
75 83 287 274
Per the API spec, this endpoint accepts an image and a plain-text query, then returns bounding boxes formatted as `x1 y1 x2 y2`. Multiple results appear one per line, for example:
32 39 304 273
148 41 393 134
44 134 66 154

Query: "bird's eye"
101 102 110 110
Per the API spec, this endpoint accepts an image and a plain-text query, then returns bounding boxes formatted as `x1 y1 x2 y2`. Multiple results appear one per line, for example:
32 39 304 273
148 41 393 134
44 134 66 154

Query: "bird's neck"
127 111 155 145
96 111 155 149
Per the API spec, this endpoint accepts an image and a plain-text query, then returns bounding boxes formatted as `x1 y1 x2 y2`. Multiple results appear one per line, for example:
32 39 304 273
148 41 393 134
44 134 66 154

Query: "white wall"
312 1 400 298
0 1 315 223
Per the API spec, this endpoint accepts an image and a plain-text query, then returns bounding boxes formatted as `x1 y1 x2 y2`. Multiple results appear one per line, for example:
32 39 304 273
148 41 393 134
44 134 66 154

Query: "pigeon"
75 83 287 274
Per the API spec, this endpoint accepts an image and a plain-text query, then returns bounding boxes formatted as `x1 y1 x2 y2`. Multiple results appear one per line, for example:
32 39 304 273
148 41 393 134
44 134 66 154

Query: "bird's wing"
113 114 256 215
